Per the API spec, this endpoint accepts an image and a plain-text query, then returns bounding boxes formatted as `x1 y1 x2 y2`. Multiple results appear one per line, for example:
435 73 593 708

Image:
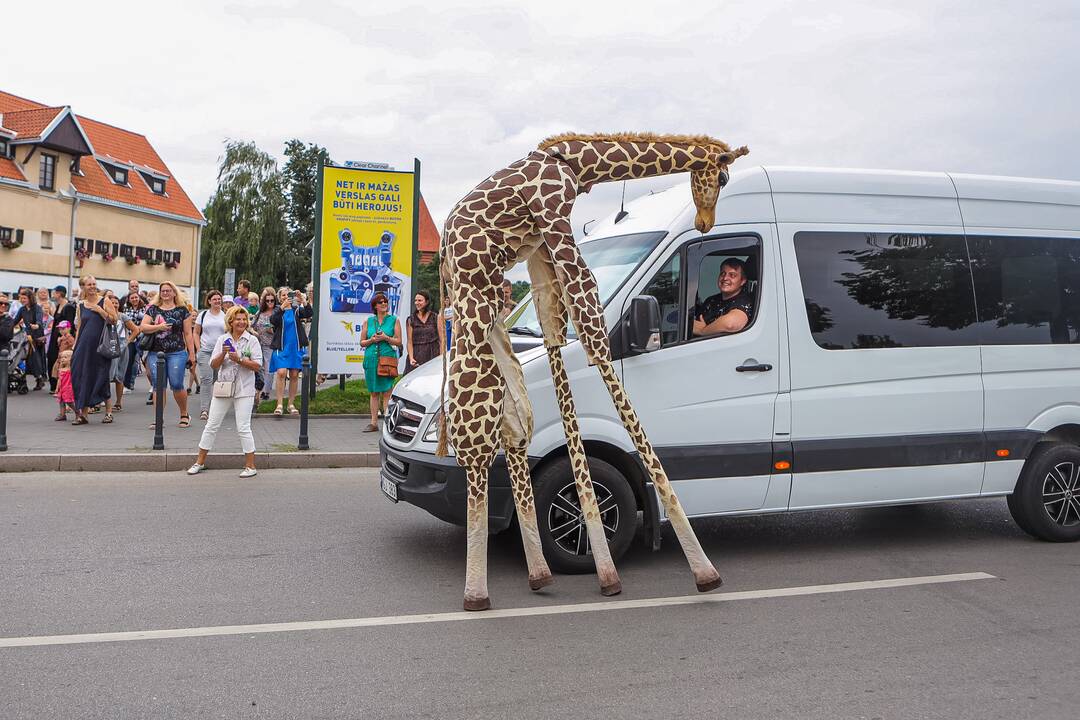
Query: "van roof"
582 166 1080 241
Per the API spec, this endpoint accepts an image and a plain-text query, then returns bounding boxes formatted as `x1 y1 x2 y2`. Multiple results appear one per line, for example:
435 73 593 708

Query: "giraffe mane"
538 131 737 153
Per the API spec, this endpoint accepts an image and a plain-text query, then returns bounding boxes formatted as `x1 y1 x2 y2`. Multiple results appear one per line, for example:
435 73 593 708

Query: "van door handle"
736 363 773 372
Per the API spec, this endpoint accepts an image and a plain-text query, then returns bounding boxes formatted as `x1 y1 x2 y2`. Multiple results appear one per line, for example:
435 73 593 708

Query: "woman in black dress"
70 275 119 425
13 288 47 390
405 291 440 374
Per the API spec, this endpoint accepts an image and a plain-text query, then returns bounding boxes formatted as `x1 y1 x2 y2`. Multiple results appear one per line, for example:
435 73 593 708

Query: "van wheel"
1007 443 1080 542
534 456 637 574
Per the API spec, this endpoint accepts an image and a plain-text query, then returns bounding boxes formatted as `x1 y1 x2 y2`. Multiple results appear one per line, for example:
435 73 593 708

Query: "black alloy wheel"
1008 442 1080 542
534 455 637 573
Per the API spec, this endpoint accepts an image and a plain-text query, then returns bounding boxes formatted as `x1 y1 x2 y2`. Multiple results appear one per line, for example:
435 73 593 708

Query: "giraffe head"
690 144 749 233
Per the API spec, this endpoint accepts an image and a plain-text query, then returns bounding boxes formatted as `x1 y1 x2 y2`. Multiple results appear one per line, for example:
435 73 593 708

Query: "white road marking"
0 572 994 649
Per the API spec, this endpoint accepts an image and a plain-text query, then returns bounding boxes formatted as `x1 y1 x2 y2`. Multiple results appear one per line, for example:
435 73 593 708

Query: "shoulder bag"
371 317 399 378
213 375 237 398
377 354 399 378
97 318 123 359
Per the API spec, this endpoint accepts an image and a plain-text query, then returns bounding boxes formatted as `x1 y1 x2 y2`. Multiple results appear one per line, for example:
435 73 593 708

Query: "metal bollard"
338 374 345 392
153 351 166 450
298 355 310 450
0 349 8 452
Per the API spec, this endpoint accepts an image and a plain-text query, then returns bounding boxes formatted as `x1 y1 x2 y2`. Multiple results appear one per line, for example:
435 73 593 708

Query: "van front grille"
386 397 426 443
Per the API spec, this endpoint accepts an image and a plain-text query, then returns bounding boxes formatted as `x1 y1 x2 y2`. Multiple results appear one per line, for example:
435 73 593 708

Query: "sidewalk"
0 385 383 472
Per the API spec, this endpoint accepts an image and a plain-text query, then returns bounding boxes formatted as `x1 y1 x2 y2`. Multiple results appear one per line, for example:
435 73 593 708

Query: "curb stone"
0 452 381 473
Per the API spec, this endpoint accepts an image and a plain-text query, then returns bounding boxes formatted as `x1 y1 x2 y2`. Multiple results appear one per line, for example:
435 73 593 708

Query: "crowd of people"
0 272 522 469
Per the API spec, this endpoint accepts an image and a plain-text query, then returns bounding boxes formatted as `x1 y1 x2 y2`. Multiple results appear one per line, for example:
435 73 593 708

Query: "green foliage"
200 141 288 296
257 378 371 414
282 140 330 287
511 280 530 302
414 252 442 309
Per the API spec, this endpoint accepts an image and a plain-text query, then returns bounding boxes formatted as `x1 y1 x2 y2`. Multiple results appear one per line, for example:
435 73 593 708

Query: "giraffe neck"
545 140 713 189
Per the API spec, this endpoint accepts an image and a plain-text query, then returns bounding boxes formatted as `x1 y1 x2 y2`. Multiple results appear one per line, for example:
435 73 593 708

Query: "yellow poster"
317 164 415 374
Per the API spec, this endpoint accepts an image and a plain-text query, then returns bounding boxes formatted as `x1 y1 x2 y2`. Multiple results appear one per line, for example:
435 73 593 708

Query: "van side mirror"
627 295 662 353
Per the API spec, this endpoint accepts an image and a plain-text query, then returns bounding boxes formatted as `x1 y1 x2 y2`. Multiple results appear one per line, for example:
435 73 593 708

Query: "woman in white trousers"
187 306 263 477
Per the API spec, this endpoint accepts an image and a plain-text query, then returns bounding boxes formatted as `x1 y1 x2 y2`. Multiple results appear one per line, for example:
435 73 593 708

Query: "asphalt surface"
1 468 1078 719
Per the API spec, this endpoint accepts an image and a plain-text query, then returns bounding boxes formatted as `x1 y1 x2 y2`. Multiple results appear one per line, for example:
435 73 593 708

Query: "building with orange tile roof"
0 89 204 297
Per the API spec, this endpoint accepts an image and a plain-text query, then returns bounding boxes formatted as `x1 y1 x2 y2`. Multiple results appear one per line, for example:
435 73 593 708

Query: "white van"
380 166 1080 572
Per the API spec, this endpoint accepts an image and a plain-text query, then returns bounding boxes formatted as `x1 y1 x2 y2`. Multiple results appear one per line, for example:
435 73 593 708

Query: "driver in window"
692 258 753 337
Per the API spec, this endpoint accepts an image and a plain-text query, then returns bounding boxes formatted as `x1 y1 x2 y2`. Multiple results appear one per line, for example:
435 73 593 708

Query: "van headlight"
422 409 443 443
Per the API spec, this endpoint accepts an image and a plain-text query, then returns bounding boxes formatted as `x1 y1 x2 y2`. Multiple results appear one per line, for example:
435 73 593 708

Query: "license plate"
380 473 399 502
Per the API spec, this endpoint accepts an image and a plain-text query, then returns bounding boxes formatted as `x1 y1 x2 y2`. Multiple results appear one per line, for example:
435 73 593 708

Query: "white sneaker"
239 467 258 478
186 463 205 476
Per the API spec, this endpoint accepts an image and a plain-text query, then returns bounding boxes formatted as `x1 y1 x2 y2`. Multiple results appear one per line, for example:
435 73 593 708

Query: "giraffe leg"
505 448 553 590
444 234 505 612
463 465 491 611
546 346 622 596
594 359 722 591
489 316 552 590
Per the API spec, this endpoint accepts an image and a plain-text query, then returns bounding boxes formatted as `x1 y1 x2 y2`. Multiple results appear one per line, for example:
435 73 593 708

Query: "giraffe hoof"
696 576 723 593
463 596 491 612
529 574 554 591
600 581 622 597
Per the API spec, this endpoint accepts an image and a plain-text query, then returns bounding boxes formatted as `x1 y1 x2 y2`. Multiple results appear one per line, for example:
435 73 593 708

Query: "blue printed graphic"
328 227 403 315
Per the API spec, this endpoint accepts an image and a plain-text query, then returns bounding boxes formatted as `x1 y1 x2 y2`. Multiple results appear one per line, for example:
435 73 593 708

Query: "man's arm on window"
694 308 749 336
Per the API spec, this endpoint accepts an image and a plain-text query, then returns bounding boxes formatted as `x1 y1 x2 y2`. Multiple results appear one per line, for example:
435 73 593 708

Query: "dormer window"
99 159 129 186
138 169 167 195
0 138 9 158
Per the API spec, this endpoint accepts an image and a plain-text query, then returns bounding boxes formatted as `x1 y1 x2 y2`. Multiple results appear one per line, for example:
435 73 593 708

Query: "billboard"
313 162 417 375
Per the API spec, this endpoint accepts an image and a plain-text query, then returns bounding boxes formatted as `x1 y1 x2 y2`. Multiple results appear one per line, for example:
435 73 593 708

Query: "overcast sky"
5 0 1078 235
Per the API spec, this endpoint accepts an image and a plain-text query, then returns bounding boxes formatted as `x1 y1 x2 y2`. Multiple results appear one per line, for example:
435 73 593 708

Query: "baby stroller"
6 329 30 395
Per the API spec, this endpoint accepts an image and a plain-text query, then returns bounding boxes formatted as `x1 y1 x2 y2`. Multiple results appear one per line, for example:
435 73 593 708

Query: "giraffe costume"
437 132 750 611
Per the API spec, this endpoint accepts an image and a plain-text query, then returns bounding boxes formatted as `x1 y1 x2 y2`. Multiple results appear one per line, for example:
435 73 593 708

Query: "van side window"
640 253 682 346
969 235 1080 344
794 231 979 349
688 237 760 340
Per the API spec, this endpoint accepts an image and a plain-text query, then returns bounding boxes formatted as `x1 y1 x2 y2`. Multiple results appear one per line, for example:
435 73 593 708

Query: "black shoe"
146 392 154 405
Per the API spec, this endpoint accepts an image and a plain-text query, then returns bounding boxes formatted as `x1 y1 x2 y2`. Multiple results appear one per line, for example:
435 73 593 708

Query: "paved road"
0 385 380 455
1 469 1077 719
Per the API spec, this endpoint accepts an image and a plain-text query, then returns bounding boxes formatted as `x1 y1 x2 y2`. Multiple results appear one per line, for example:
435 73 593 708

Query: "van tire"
533 456 637 574
1007 443 1080 542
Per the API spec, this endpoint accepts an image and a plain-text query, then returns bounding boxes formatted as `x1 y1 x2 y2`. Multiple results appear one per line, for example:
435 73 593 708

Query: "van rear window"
794 231 979 349
969 235 1080 344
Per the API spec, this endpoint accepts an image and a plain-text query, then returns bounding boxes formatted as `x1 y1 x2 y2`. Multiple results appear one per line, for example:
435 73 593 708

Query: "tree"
200 141 287 297
282 140 330 288
414 252 442 309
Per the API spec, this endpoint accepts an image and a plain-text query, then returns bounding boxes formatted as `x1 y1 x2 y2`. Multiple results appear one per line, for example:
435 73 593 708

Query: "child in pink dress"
55 350 75 421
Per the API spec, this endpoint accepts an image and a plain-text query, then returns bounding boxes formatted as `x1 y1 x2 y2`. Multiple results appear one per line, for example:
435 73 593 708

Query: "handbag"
97 320 123 359
377 354 399 378
213 375 237 398
136 331 155 352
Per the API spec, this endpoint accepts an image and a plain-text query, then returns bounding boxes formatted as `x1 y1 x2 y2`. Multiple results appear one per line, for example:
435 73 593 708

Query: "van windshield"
507 231 666 339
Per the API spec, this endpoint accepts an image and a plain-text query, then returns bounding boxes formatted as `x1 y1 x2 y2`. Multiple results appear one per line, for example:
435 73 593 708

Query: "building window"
0 138 9 158
138 170 167 195
39 153 57 191
40 230 53 249
793 231 980 349
100 160 129 185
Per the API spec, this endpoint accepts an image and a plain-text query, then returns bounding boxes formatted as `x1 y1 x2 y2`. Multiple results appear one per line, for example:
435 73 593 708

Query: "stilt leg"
594 359 722 591
505 448 553 590
546 346 621 595
463 466 491 611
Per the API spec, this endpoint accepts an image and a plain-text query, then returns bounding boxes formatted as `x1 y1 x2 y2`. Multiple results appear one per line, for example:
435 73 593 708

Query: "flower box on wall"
0 227 24 249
